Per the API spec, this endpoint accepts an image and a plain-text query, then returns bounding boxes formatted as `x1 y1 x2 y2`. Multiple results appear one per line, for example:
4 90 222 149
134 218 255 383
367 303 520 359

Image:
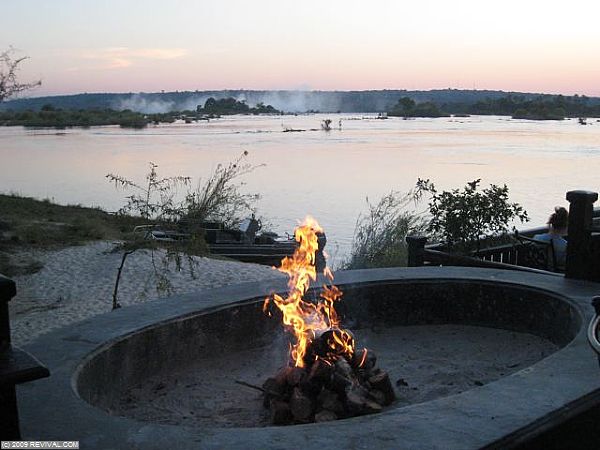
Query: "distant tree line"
388 97 449 118
3 89 600 115
3 92 599 126
197 97 280 115
387 94 600 120
0 105 150 128
0 97 281 129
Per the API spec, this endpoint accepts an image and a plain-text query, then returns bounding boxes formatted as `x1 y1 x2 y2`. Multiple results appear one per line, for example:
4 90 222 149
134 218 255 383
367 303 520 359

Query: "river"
1 114 599 265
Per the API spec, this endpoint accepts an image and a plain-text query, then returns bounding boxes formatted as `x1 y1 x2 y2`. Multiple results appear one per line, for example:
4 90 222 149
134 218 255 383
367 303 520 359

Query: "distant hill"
2 89 600 114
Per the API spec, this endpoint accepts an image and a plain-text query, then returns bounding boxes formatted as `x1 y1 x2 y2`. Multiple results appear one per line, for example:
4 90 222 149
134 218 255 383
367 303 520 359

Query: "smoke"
113 91 349 114
255 91 338 113
115 94 176 113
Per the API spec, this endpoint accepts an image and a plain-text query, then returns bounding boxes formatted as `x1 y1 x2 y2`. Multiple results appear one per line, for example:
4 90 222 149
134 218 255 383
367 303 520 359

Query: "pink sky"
3 0 600 97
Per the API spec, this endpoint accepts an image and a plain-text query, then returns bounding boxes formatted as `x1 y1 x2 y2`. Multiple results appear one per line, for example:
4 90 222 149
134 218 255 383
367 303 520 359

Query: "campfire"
262 216 395 424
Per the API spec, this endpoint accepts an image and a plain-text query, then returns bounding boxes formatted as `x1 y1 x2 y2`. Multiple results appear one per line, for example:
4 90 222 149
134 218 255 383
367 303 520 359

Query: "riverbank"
0 192 149 276
0 194 287 345
9 241 285 345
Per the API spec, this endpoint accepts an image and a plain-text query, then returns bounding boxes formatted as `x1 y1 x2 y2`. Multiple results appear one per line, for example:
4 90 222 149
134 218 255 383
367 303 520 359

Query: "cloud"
132 48 188 60
75 47 188 70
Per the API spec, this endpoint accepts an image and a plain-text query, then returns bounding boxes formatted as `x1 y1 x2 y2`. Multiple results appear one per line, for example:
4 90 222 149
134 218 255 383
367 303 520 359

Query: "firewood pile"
260 217 395 425
262 331 396 425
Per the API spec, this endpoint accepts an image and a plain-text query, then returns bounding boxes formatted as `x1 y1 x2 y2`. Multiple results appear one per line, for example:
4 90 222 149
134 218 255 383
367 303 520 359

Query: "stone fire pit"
17 267 600 449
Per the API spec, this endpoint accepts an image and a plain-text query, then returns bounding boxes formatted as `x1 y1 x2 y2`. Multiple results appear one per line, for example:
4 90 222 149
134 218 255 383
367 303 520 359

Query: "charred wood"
368 371 396 405
289 387 314 422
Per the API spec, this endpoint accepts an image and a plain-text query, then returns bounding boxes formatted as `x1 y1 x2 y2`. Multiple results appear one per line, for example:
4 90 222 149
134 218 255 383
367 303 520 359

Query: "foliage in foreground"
106 152 263 307
417 178 529 252
107 163 191 221
343 177 529 269
343 189 428 269
184 151 262 228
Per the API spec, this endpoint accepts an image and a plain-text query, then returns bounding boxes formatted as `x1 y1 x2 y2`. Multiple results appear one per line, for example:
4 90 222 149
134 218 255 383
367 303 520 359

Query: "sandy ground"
113 324 558 428
9 241 285 345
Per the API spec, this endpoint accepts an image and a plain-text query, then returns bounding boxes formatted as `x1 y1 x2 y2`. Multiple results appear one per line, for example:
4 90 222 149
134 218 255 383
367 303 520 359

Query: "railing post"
565 190 598 281
0 275 16 351
315 232 327 273
1 275 19 438
1 274 50 439
406 235 428 267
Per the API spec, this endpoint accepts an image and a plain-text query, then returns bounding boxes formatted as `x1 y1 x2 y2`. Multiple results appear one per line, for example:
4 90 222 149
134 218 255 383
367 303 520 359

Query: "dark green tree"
417 179 529 252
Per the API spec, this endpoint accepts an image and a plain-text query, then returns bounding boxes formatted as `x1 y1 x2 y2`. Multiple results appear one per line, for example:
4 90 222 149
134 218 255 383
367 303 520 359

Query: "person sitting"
533 207 568 271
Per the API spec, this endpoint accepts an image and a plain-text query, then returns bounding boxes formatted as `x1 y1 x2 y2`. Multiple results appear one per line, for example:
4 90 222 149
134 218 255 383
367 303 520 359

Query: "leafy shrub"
417 178 528 252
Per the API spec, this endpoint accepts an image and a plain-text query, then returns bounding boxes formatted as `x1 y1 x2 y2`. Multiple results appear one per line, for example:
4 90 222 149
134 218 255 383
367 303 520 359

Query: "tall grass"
343 190 428 269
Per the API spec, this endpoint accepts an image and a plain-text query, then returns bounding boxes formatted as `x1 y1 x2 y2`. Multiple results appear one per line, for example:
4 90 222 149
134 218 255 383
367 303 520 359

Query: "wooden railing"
407 237 562 276
407 191 600 280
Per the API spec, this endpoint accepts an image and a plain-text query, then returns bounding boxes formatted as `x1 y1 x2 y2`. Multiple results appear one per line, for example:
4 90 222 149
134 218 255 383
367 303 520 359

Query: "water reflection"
1 114 599 265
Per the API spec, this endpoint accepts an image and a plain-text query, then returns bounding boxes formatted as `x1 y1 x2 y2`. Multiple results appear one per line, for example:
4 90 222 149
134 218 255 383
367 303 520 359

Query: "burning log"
314 410 337 422
261 216 398 424
261 329 395 424
270 399 293 425
345 387 368 415
368 389 387 407
261 377 286 408
289 387 314 422
352 348 377 371
308 359 334 384
317 389 344 415
262 342 394 424
330 375 352 399
285 367 306 387
368 372 396 405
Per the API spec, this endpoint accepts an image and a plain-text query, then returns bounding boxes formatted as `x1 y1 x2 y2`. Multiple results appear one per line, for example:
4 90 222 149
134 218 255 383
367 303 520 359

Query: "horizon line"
8 87 600 102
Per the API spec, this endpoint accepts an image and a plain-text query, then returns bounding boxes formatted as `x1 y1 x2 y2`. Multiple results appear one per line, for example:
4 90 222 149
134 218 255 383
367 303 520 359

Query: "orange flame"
264 216 354 367
358 348 368 368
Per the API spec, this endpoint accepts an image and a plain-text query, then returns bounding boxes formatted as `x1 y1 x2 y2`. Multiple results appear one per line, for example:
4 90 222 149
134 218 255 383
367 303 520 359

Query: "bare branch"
0 47 41 103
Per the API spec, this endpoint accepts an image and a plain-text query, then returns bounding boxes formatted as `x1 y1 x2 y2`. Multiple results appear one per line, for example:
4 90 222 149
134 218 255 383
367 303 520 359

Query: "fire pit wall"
340 281 580 347
76 301 280 411
75 280 580 413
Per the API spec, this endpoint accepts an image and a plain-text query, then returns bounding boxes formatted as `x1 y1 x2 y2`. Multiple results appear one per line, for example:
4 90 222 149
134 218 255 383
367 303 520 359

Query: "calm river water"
1 114 599 265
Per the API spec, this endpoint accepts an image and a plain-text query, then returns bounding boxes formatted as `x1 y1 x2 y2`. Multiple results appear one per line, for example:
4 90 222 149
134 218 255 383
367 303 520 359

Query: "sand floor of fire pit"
113 324 557 428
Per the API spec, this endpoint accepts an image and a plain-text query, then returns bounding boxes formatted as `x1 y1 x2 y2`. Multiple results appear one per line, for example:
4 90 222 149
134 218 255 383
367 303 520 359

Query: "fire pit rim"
18 267 600 450
73 277 582 390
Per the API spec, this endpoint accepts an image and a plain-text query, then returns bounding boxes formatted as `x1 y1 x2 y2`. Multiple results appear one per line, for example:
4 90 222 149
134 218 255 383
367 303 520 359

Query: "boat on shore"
202 217 297 266
135 217 297 266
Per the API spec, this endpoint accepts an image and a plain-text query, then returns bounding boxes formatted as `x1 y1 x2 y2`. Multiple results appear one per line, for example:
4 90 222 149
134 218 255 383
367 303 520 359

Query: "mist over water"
116 93 209 113
114 91 344 114
2 114 600 266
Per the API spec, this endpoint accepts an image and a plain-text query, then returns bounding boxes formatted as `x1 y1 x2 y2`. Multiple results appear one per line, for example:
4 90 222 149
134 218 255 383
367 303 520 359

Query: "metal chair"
588 296 600 368
514 231 560 272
